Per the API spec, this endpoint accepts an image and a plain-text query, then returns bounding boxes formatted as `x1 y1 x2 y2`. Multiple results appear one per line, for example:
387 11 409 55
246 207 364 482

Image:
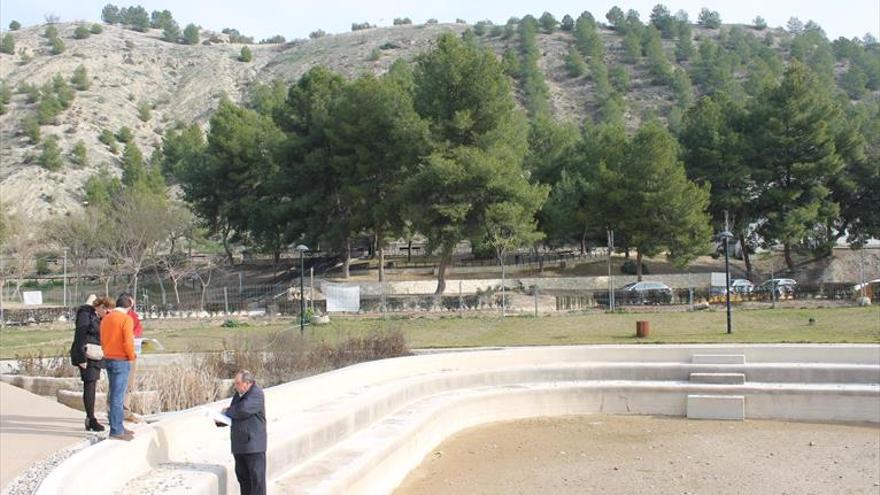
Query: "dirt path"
394 415 880 495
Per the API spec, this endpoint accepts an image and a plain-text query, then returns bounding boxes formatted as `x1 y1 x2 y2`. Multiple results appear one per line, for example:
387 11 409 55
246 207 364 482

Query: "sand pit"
394 415 880 495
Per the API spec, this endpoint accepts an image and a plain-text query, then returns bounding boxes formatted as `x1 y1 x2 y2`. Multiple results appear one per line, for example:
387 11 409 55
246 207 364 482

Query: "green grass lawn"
1 306 877 359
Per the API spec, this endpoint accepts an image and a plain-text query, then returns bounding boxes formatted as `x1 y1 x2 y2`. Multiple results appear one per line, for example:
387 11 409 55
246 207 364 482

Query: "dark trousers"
233 452 266 495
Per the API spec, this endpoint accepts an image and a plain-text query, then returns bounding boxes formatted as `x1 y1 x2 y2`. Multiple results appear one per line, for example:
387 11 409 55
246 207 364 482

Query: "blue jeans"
104 360 131 436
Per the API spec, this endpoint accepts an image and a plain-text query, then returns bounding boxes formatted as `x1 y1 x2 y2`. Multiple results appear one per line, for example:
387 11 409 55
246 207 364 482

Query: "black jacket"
227 384 267 454
70 305 103 368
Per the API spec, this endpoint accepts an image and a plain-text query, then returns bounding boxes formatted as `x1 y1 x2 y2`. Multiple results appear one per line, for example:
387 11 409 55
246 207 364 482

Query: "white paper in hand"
210 410 232 426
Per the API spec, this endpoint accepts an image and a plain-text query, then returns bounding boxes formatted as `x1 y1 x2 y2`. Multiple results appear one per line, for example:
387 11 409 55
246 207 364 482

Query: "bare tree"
0 208 42 301
108 191 176 298
43 206 108 302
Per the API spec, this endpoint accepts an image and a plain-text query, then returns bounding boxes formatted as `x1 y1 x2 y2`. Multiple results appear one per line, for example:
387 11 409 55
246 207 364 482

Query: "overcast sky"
1 0 877 41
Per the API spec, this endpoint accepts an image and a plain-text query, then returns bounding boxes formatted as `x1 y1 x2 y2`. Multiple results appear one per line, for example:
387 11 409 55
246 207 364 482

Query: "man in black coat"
224 370 267 495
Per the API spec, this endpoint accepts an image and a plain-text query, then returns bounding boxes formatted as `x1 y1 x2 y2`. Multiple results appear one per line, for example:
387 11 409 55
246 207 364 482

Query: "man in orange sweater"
100 295 136 441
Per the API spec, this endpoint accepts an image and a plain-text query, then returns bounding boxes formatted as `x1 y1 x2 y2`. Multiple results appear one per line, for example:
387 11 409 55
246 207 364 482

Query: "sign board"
325 284 360 313
22 291 43 305
710 272 727 287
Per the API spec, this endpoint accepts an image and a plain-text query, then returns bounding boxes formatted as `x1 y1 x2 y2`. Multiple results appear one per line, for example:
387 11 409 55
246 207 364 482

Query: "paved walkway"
0 382 89 489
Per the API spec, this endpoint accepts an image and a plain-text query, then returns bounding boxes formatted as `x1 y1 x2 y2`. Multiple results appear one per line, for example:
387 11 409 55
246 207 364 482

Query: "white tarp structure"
22 291 43 305
325 284 360 313
710 272 727 287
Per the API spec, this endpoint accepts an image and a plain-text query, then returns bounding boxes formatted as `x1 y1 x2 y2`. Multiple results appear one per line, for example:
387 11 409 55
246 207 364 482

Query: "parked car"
620 281 673 304
731 279 754 294
755 278 797 298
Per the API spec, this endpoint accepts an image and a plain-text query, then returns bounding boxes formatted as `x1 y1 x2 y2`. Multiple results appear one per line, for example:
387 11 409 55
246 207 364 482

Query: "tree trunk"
739 232 753 281
222 228 234 265
625 247 630 259
579 229 587 255
378 236 386 282
407 240 413 263
435 252 450 295
636 249 643 281
172 279 181 305
783 243 795 272
153 264 166 307
342 238 351 279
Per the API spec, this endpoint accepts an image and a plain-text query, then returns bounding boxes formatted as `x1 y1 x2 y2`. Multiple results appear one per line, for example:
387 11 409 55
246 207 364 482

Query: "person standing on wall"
224 370 267 495
119 292 144 423
70 295 113 432
100 295 136 441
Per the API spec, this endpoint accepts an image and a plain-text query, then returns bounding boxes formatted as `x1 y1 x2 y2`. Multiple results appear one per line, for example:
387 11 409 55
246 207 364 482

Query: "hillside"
0 18 872 227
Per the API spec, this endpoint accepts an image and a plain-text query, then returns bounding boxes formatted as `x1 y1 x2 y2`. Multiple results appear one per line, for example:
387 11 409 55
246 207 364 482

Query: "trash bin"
636 320 650 338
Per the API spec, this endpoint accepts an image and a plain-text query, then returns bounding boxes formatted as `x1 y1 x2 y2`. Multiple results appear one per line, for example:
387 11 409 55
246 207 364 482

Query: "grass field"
1 306 877 359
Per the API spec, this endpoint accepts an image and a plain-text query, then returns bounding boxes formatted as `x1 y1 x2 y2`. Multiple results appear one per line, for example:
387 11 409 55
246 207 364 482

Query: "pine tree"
183 24 199 45
71 65 90 91
0 33 14 54
747 61 844 270
409 33 546 293
40 136 63 171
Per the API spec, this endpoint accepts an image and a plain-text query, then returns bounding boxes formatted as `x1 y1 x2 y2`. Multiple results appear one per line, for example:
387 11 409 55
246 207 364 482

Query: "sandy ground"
0 382 91 489
394 415 880 495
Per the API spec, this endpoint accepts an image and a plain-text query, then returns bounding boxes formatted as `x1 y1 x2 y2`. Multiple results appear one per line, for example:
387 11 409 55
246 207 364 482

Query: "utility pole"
62 247 68 313
607 229 615 312
721 212 733 334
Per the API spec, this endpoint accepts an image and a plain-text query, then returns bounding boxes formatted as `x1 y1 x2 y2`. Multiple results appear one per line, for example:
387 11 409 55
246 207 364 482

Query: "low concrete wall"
0 375 82 397
327 273 714 296
36 344 880 495
56 389 161 415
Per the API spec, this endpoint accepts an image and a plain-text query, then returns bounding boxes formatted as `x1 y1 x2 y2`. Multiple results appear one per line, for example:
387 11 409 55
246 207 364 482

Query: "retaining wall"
36 344 880 495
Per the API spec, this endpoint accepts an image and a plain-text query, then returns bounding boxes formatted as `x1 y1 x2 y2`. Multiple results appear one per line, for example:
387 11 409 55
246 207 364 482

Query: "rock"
809 441 815 446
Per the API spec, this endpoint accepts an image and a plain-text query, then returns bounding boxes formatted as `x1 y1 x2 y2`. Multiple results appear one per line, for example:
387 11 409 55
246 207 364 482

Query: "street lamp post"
719 213 734 335
294 244 309 336
62 247 68 313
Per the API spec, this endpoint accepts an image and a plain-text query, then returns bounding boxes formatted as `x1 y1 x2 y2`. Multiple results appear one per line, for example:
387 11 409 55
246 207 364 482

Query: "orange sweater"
100 309 135 361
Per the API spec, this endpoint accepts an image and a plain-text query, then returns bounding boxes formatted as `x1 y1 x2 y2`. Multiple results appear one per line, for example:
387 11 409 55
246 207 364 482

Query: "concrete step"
692 354 746 365
687 394 745 420
689 372 746 384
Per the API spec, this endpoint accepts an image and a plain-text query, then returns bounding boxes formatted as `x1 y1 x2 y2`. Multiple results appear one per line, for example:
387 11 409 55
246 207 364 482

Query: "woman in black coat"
70 296 113 432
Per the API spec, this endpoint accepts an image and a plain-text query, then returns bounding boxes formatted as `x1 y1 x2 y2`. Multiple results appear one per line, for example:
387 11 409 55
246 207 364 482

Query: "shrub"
0 81 9 115
74 25 91 39
393 17 412 26
351 22 372 31
561 14 574 31
620 259 649 275
19 49 32 64
71 64 90 90
44 25 58 39
379 41 400 50
13 351 78 378
23 116 41 143
697 8 721 29
102 4 120 24
0 33 14 54
183 23 199 45
138 100 152 121
98 128 116 145
39 136 63 171
610 65 630 92
9 20 21 31
239 45 252 62
52 74 74 108
259 35 285 44
753 16 767 30
426 18 438 24
162 20 180 42
37 93 62 124
90 23 103 34
50 36 66 55
367 48 381 61
308 30 326 39
455 18 467 24
117 126 134 143
564 47 587 77
71 141 89 167
20 82 41 103
539 12 558 33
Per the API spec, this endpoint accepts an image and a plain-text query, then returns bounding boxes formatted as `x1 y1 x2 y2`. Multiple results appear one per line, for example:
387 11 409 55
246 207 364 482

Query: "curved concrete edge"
290 383 880 495
34 344 880 495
